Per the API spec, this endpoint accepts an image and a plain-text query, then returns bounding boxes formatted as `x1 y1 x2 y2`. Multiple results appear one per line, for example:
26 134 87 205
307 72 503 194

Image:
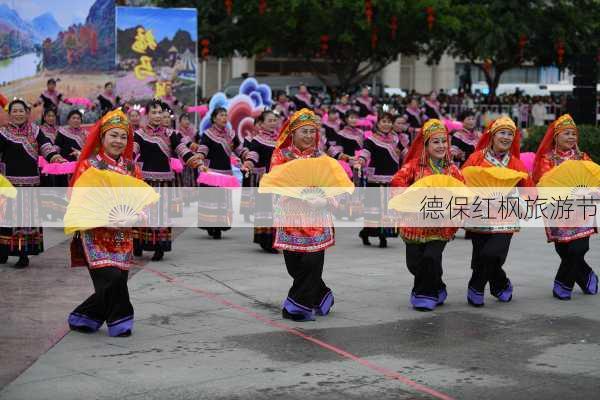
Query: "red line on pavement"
138 265 455 400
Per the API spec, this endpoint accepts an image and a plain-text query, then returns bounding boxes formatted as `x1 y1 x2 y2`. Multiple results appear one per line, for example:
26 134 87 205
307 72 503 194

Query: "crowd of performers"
0 83 598 335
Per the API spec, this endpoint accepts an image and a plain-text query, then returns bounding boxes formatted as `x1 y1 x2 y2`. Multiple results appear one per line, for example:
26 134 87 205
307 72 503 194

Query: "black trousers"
468 233 512 295
405 240 447 298
554 237 594 291
69 267 134 336
283 250 330 308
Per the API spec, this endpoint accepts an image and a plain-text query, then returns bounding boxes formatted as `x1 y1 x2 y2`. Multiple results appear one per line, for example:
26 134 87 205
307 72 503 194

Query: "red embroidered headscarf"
69 108 133 186
532 114 578 182
402 118 451 167
474 116 521 158
275 108 320 150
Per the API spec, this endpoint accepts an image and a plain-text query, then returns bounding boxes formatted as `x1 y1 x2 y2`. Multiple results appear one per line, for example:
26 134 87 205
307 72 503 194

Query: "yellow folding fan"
258 155 354 200
0 175 17 199
462 166 527 198
537 160 600 200
64 167 160 234
388 174 469 213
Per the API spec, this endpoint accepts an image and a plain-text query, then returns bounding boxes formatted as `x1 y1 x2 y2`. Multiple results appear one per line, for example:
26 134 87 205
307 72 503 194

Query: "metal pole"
217 58 222 91
202 59 207 98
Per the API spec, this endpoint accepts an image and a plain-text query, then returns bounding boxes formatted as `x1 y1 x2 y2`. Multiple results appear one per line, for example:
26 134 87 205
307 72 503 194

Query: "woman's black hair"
255 110 275 125
179 112 191 122
343 109 360 122
41 106 58 125
145 99 164 113
8 99 29 113
104 82 113 88
377 112 394 124
162 104 176 128
459 109 475 122
392 114 405 124
47 78 57 85
210 107 227 123
67 109 83 121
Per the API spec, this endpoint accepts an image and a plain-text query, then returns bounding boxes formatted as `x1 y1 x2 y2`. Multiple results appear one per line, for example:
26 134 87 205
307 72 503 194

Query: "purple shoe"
582 272 598 295
437 288 447 306
467 287 484 307
411 293 437 311
553 280 572 300
493 281 513 303
282 298 315 321
315 291 334 316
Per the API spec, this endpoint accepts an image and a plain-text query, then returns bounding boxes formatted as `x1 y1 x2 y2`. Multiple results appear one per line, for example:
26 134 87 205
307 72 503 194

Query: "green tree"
155 0 434 91
427 0 600 97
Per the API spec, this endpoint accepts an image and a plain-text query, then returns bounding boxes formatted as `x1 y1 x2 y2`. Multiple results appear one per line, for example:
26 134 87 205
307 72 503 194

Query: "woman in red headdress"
461 116 533 307
67 109 143 337
270 108 336 322
532 114 598 299
391 119 464 311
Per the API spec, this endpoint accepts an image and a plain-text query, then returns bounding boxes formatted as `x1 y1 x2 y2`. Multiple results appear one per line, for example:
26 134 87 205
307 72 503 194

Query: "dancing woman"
67 109 143 337
391 119 464 311
462 117 533 307
532 114 598 299
271 109 336 321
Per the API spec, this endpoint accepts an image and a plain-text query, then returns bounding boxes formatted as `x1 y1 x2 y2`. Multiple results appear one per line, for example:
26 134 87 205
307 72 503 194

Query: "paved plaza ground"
2 227 600 399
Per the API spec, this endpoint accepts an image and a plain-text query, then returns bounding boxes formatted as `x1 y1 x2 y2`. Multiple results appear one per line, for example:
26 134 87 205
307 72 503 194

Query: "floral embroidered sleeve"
169 130 194 163
197 133 210 158
232 133 250 160
244 139 259 164
357 139 373 167
35 127 59 162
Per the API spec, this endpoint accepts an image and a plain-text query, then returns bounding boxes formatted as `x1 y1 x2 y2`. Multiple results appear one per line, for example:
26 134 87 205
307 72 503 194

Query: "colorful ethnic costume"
97 91 121 117
391 119 464 311
39 121 66 219
0 121 58 263
462 117 534 307
358 127 404 247
67 109 140 337
245 126 278 252
197 124 250 237
327 124 364 219
177 123 199 205
423 98 443 120
271 109 335 321
532 114 598 299
354 94 375 118
451 126 481 168
133 123 195 255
